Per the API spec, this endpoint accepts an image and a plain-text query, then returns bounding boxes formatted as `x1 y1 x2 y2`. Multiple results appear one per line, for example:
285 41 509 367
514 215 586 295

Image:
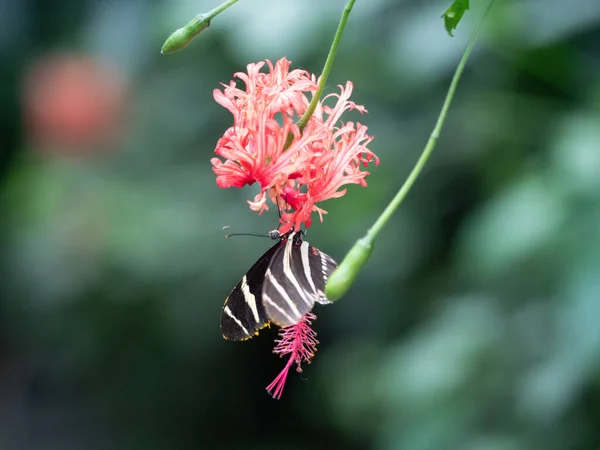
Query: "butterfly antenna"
222 226 281 240
222 225 268 239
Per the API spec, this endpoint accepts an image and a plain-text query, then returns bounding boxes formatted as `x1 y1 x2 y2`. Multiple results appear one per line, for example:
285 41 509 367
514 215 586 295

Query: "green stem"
161 0 240 54
325 0 495 301
365 1 493 244
205 0 240 18
297 0 356 133
284 0 355 149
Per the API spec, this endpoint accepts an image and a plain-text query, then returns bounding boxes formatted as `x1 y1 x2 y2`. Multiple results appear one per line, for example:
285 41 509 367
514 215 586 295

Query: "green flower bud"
325 237 373 301
161 15 210 54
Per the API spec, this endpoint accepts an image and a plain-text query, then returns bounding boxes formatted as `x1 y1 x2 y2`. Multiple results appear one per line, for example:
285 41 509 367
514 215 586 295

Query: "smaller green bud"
161 14 210 54
325 237 373 301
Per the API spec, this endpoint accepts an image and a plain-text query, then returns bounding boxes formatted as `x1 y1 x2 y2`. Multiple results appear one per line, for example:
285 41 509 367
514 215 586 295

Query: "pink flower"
266 312 319 399
212 58 378 233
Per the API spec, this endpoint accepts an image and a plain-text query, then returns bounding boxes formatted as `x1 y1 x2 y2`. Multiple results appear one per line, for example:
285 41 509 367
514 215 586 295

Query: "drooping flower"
266 312 319 399
212 58 378 233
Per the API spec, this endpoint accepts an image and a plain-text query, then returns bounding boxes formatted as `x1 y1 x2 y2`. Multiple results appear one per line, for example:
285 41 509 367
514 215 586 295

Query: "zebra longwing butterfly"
220 230 338 341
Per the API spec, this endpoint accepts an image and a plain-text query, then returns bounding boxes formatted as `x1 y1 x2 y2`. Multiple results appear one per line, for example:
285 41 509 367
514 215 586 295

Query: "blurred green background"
1 0 600 449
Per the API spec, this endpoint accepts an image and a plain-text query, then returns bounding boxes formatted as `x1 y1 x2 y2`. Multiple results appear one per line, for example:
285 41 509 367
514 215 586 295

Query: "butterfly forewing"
263 232 338 327
221 240 283 341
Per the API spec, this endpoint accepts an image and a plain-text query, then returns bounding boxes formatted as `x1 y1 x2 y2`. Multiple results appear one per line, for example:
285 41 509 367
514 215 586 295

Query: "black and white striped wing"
262 232 338 327
307 245 339 305
220 243 282 341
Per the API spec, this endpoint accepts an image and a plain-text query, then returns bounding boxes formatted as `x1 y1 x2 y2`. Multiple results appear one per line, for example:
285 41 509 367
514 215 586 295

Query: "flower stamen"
266 312 318 399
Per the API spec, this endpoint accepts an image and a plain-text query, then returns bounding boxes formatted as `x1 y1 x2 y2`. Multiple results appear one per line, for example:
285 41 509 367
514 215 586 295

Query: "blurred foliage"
1 0 600 450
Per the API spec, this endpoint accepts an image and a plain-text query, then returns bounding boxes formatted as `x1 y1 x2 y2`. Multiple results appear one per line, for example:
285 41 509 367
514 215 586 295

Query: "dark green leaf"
442 0 470 36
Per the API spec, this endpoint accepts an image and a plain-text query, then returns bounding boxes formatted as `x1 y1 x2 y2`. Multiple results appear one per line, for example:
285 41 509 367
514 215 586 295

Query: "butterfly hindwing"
307 245 338 304
221 240 283 341
262 232 338 327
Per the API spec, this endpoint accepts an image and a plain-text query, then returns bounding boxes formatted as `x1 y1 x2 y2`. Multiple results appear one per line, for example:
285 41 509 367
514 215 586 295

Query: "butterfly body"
220 231 338 341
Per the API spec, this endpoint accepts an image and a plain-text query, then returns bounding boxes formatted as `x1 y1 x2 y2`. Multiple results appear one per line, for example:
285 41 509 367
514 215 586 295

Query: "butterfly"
220 230 338 340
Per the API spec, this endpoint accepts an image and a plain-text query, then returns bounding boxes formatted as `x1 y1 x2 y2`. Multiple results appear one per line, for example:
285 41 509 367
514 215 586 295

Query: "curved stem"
364 0 495 245
205 0 240 20
325 0 496 301
284 0 356 150
297 0 356 133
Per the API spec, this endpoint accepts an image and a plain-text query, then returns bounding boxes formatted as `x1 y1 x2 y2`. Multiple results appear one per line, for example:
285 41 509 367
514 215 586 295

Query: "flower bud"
161 15 210 54
325 237 373 301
